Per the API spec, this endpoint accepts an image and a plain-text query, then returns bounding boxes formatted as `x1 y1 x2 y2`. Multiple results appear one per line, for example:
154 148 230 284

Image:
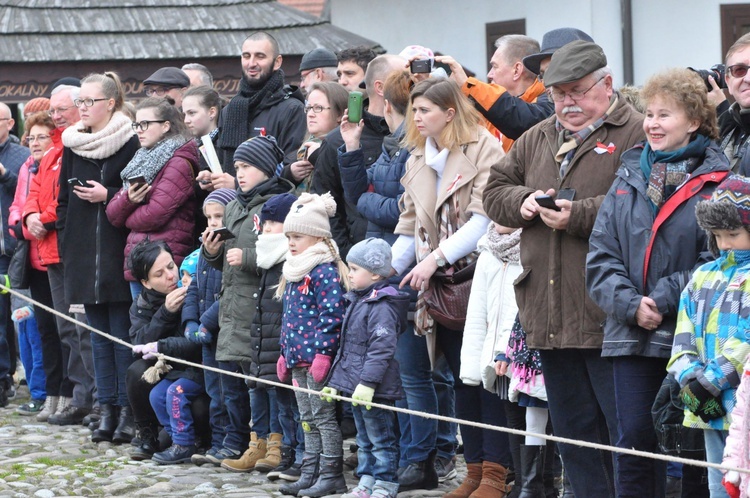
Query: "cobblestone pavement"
0 386 464 497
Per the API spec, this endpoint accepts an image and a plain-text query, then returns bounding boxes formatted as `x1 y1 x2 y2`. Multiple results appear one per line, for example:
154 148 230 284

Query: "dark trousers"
28 268 65 397
539 349 618 498
218 360 250 452
127 358 159 426
0 255 13 381
85 301 132 407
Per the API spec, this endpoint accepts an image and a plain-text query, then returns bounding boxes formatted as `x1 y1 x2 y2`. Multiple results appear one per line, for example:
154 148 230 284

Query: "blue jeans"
394 325 438 466
704 429 729 498
218 360 250 452
85 302 133 406
17 315 46 400
539 349 618 498
149 377 204 446
249 385 281 438
202 342 228 450
353 403 399 485
437 325 510 466
612 356 667 498
277 384 304 462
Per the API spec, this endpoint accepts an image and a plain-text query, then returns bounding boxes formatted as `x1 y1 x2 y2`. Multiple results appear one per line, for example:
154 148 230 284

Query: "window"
722 4 750 58
485 19 526 73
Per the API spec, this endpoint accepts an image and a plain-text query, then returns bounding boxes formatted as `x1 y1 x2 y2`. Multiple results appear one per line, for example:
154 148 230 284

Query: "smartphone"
347 91 363 123
410 58 433 74
67 177 88 188
557 188 576 201
211 227 235 241
535 195 561 211
128 175 147 188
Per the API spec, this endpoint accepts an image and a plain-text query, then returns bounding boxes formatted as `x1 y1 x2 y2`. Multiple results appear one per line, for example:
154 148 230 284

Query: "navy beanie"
261 193 297 225
233 135 284 179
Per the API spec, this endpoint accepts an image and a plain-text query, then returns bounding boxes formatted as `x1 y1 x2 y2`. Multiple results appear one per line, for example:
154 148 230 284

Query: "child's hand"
184 321 212 344
723 471 740 498
680 380 726 422
310 354 332 383
202 227 224 256
226 248 243 267
320 386 338 403
495 360 509 377
352 384 375 410
277 356 291 383
11 306 34 323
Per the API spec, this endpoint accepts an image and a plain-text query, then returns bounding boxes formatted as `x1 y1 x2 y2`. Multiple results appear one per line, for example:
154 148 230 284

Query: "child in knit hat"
201 135 296 472
321 237 409 498
178 248 200 288
275 192 349 497
666 175 750 496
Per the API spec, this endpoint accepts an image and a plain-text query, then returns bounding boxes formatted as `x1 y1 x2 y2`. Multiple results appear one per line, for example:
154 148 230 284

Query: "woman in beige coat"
390 78 510 498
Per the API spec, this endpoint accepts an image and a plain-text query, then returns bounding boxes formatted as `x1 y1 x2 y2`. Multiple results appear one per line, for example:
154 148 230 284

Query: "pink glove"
133 342 159 360
310 354 332 383
277 356 291 383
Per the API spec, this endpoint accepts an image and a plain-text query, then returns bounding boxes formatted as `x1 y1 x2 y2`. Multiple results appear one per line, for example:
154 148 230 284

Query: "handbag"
423 261 476 330
8 239 30 290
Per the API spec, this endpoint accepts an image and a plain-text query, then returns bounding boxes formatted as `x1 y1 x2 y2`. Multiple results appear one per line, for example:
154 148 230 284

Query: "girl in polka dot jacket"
275 192 349 497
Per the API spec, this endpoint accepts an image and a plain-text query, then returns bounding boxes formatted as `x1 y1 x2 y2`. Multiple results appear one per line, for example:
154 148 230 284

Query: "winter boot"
506 432 524 498
221 432 267 472
131 424 159 461
254 432 282 472
469 461 509 498
279 452 319 496
91 404 118 443
267 445 294 480
112 405 135 444
35 395 59 423
298 454 348 497
518 445 545 498
444 462 483 498
398 448 439 491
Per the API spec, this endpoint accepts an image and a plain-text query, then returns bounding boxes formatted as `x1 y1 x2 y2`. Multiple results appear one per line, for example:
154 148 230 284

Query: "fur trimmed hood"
696 200 746 255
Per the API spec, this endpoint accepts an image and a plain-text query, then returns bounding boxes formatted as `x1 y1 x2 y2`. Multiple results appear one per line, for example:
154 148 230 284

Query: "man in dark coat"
717 33 750 175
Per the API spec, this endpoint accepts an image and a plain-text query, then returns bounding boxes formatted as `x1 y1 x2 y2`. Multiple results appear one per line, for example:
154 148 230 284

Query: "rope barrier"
4 283 750 476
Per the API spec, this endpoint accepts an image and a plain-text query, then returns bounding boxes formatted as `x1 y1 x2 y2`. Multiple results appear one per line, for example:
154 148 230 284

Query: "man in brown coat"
482 41 645 498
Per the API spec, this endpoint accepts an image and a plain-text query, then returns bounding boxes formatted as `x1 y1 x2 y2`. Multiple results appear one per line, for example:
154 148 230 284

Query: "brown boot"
254 432 282 472
469 461 509 498
445 462 483 498
221 432 267 472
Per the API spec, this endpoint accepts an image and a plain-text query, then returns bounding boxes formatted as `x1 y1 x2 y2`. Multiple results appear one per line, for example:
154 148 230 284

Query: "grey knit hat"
233 135 284 178
347 238 393 278
203 188 237 209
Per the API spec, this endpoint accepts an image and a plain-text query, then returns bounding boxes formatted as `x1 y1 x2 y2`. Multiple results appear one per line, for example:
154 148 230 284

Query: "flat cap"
299 48 338 72
143 67 190 88
543 40 607 87
522 27 594 75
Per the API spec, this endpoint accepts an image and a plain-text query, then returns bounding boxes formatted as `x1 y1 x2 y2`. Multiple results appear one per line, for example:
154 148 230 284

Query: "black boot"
112 405 136 444
507 432 524 498
518 445 545 498
91 404 118 443
279 452 319 496
298 455 348 497
398 448 439 491
131 424 159 461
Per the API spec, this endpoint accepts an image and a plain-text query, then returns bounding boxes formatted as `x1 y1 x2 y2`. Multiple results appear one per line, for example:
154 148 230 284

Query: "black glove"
680 380 726 422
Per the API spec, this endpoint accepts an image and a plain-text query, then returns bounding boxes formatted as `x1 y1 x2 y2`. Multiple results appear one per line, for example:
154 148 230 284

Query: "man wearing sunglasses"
719 33 750 175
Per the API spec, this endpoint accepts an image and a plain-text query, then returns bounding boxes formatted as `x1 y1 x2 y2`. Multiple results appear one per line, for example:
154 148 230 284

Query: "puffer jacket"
247 261 283 383
130 287 203 384
327 281 409 400
22 127 64 267
106 140 200 281
181 252 222 334
202 176 295 362
587 141 730 358
9 156 43 271
723 358 750 497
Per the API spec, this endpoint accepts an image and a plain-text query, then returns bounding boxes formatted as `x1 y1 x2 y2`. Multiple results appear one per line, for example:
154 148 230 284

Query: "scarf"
555 95 619 178
120 136 187 186
639 134 711 210
282 239 339 283
256 232 288 270
481 224 521 264
218 70 286 150
236 176 284 209
61 112 135 160
507 314 543 387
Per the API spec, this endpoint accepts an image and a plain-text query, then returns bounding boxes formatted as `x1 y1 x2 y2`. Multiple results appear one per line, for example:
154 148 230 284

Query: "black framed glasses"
131 120 167 131
48 106 72 117
549 76 605 102
144 86 176 97
728 64 750 79
304 104 331 114
73 98 107 108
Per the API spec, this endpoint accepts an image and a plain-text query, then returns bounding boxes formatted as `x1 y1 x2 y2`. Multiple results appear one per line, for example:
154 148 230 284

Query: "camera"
410 59 433 74
688 64 727 90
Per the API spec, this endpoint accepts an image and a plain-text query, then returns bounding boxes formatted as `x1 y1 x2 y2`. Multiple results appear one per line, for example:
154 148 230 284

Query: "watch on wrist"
433 251 447 267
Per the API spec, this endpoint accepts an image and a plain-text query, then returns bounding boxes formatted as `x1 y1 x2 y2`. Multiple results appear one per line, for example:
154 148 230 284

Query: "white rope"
5 283 750 476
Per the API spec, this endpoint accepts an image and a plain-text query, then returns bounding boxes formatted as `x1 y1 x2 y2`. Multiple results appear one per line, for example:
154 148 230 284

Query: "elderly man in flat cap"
482 41 645 498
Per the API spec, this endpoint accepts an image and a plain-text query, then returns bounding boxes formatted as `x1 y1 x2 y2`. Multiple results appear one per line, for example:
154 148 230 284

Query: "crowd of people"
3 24 750 498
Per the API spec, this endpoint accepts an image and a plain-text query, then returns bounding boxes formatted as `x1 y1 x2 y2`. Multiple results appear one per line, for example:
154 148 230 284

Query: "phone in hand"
128 175 148 188
410 59 433 74
67 177 89 188
535 195 561 211
211 227 235 241
347 91 363 123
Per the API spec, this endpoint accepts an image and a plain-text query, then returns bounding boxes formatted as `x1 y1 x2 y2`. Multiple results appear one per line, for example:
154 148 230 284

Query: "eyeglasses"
728 64 750 79
74 98 107 108
27 135 50 143
48 107 72 117
549 76 605 102
304 104 331 114
144 86 175 97
131 120 167 131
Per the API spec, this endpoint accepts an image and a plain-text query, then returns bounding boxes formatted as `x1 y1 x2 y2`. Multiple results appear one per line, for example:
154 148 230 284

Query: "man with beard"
217 32 306 174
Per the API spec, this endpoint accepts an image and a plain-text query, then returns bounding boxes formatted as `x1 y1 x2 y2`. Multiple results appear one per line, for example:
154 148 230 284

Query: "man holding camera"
482 41 644 498
718 33 750 175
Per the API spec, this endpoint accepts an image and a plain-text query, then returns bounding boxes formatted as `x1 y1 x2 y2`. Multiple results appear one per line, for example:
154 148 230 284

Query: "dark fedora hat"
522 27 594 75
